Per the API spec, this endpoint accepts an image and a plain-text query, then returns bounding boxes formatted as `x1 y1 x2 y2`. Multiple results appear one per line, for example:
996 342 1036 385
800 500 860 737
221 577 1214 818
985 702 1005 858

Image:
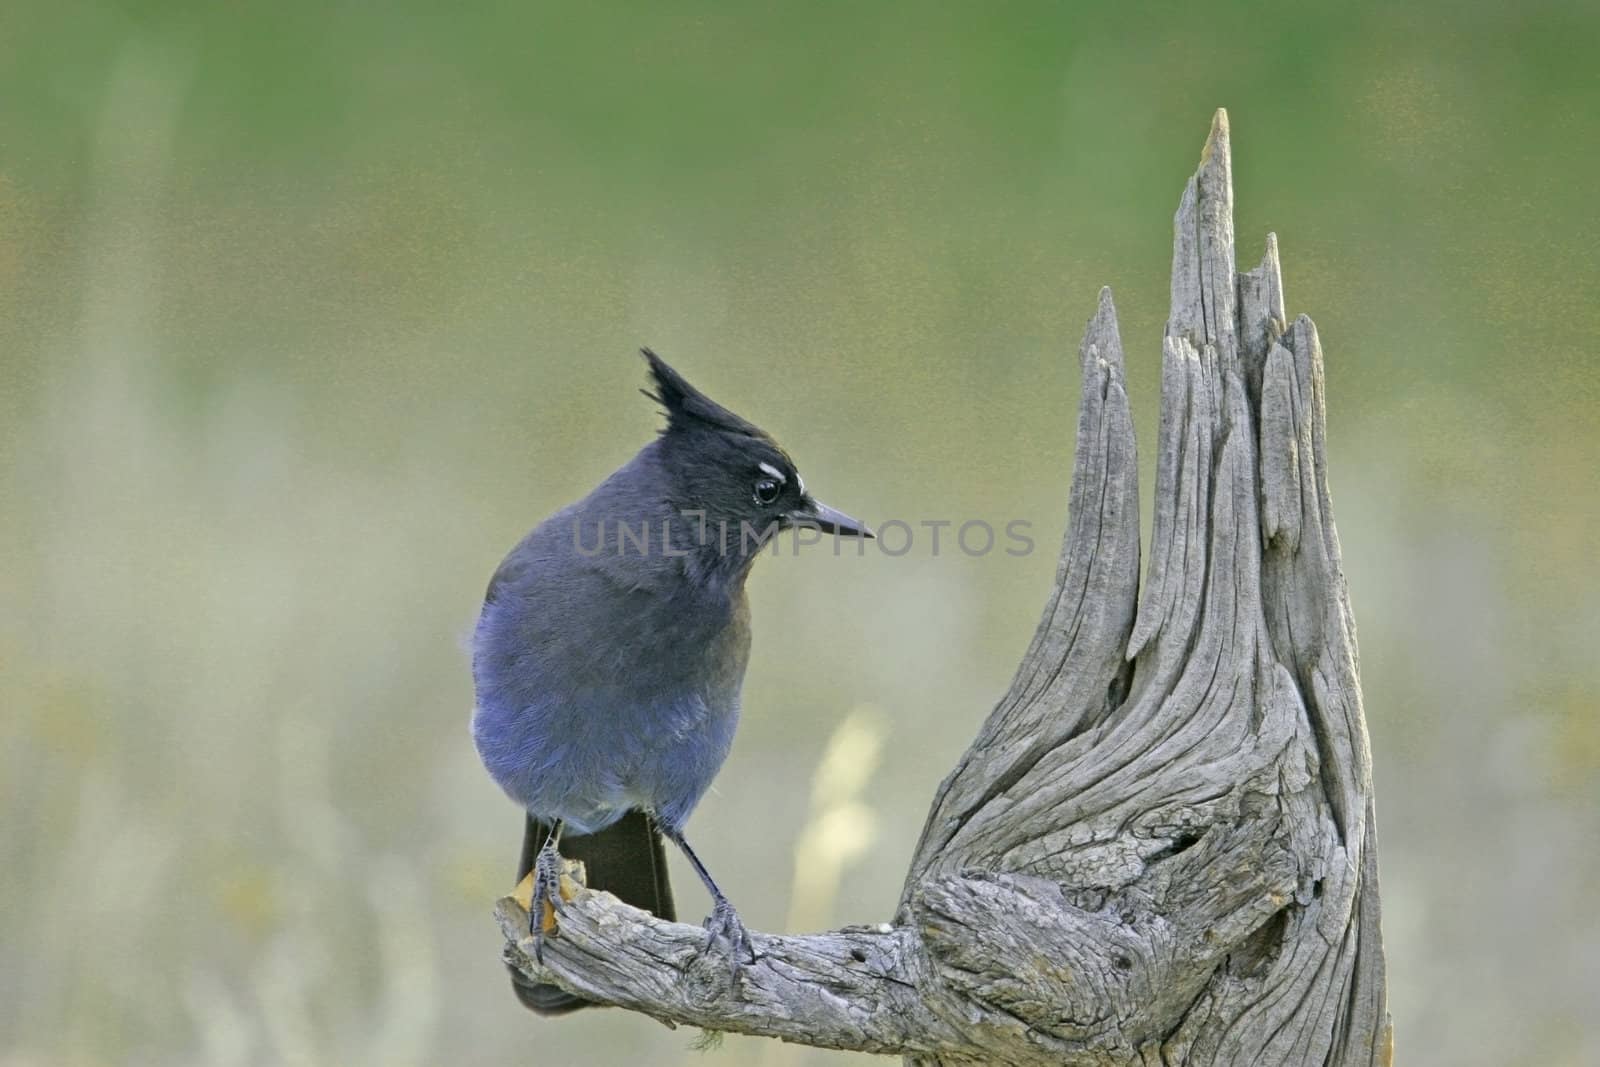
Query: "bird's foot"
699 894 756 975
526 842 566 962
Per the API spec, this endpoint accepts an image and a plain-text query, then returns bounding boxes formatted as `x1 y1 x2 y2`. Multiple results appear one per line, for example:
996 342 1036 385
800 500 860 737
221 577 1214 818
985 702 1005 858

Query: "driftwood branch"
496 110 1392 1066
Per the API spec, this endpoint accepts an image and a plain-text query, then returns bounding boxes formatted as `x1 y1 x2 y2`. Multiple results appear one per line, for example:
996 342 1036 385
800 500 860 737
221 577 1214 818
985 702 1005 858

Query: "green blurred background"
3 2 1596 1064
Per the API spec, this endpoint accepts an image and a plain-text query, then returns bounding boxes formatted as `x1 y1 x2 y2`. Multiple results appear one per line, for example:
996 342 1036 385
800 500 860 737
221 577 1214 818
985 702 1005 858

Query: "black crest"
640 348 767 439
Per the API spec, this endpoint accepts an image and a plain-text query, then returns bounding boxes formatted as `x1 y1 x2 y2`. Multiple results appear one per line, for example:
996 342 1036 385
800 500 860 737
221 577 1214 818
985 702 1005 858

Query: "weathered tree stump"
495 109 1392 1067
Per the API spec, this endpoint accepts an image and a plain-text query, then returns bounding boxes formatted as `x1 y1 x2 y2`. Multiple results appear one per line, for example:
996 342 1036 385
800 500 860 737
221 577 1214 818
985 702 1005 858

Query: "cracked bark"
495 110 1393 1067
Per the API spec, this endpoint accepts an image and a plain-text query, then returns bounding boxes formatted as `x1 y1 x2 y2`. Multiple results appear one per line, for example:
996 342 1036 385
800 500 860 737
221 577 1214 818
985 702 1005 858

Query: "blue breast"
469 544 751 834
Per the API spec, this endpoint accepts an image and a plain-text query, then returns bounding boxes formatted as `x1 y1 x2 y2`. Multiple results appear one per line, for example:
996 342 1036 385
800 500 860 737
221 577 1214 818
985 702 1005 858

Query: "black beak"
794 499 873 538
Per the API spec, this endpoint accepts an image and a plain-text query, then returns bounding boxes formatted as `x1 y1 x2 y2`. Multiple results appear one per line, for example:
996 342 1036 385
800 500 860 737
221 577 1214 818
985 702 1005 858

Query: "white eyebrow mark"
796 472 805 494
758 462 787 483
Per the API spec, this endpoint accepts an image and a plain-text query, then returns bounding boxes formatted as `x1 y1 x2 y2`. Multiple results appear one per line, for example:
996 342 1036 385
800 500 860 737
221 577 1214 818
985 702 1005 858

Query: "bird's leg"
661 828 755 969
527 819 565 961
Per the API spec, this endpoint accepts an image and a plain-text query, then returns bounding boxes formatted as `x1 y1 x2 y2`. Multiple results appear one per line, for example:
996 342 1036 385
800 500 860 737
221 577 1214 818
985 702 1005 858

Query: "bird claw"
699 896 756 975
528 843 565 963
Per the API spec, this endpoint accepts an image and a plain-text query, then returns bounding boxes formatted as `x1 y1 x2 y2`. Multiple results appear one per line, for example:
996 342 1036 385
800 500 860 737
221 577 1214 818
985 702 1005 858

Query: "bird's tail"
508 810 676 1015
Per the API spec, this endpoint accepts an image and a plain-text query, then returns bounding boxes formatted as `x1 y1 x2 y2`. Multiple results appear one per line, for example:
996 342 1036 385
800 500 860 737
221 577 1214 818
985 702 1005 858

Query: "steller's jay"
471 349 872 1014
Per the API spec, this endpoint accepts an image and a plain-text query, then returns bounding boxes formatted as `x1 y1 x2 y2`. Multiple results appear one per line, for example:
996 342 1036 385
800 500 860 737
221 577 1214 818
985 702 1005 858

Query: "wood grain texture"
496 110 1392 1066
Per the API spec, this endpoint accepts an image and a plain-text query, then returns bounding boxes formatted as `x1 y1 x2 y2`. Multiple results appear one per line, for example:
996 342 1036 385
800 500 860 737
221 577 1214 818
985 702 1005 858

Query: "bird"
470 348 873 1014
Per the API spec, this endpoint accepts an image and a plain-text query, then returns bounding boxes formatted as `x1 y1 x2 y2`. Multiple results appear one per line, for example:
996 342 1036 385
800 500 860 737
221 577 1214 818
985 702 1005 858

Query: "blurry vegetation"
1 2 1596 1064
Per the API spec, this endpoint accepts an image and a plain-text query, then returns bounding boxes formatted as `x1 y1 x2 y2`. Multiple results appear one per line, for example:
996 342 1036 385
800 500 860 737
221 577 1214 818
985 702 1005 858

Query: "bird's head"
640 348 872 560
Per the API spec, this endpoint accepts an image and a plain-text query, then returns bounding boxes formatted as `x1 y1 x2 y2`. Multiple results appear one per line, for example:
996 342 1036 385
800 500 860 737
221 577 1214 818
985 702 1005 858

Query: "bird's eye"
753 478 782 506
